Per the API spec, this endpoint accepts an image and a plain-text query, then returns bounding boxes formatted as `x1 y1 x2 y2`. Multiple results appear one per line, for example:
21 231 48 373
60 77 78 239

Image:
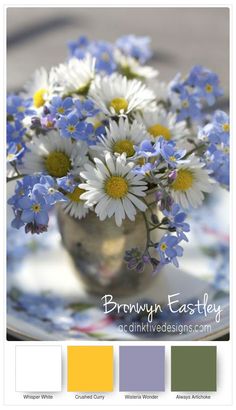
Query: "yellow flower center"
109 98 128 113
31 203 41 213
205 83 213 93
45 151 71 178
169 156 176 162
67 125 76 133
101 52 110 61
222 123 229 132
160 243 167 251
136 157 145 166
119 64 140 80
94 121 102 130
67 187 85 203
75 83 90 96
17 106 25 112
171 169 194 191
148 124 171 140
113 139 135 157
105 176 128 199
182 100 189 108
33 88 47 108
7 153 16 161
57 107 65 114
46 120 54 128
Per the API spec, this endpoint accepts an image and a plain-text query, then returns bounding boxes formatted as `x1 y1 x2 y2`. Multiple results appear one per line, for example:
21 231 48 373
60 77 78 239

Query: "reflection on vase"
57 197 162 297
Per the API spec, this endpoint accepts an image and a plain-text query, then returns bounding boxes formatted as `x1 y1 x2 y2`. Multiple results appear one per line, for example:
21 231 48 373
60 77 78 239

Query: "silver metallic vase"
57 194 162 296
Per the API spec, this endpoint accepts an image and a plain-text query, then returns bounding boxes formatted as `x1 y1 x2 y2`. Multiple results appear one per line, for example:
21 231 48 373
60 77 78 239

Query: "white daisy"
23 66 59 110
79 153 148 226
170 155 214 209
146 79 169 102
136 106 189 142
54 55 95 96
114 49 158 80
94 117 148 158
23 131 88 178
62 186 89 219
88 73 155 116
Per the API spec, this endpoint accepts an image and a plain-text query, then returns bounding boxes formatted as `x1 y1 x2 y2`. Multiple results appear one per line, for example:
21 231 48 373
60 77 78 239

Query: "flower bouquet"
7 34 229 292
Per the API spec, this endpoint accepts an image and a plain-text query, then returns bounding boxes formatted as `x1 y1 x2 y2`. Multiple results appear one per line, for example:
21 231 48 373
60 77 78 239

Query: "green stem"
184 143 206 159
147 200 157 207
143 198 156 214
11 162 20 176
149 223 163 232
142 212 151 255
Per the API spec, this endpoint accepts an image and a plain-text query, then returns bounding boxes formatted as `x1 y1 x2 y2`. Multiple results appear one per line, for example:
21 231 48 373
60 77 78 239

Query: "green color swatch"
171 346 217 392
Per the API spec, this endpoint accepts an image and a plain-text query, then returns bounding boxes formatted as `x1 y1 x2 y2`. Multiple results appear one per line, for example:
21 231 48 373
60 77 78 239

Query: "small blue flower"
198 122 218 144
8 176 40 207
68 35 90 57
82 124 98 145
33 175 67 205
7 120 26 144
134 140 162 174
135 139 160 158
162 203 190 241
156 234 183 267
124 248 144 271
68 36 117 74
176 87 202 121
94 122 107 139
57 175 77 193
74 99 100 119
198 110 229 188
7 95 36 119
7 142 25 162
57 113 83 139
11 209 25 229
199 111 229 145
18 191 50 226
48 96 74 117
205 143 229 188
158 139 186 167
116 35 152 63
89 41 116 74
186 65 223 106
134 162 157 175
40 114 56 129
212 110 229 144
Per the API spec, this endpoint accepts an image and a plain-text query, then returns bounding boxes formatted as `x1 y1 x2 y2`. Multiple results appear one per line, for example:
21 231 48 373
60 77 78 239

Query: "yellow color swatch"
67 346 113 392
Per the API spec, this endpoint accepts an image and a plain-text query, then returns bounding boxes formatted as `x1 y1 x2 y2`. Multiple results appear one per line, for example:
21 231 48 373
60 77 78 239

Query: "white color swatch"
15 345 61 392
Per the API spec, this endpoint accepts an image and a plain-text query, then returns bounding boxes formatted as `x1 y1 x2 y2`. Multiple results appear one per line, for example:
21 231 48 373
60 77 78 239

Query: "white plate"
7 189 229 341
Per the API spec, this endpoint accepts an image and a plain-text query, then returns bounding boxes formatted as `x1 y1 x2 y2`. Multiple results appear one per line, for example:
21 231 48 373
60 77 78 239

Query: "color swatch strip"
15 345 217 393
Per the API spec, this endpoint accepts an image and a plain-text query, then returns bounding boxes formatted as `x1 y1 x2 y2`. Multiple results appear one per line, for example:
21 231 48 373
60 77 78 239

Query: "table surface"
7 6 229 103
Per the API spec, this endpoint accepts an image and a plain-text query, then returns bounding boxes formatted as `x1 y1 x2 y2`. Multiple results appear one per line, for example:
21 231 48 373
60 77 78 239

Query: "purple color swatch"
119 346 165 392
